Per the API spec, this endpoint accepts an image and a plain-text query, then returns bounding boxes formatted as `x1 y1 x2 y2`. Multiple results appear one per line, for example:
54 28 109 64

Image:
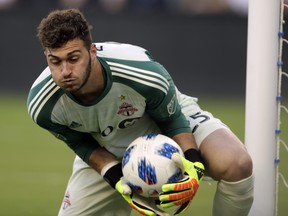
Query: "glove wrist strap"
184 148 204 163
102 162 122 188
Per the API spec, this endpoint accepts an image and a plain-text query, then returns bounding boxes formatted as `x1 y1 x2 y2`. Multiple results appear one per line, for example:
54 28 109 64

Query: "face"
45 38 94 93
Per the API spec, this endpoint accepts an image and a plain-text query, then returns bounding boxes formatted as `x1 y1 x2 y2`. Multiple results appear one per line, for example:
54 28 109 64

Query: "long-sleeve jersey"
27 42 191 163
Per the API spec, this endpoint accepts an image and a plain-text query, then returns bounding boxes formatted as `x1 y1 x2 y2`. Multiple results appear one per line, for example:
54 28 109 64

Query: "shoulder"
97 42 172 96
27 67 64 126
96 42 153 61
108 60 171 96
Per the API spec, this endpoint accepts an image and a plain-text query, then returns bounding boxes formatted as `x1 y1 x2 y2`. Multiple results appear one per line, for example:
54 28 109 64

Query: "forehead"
46 38 86 57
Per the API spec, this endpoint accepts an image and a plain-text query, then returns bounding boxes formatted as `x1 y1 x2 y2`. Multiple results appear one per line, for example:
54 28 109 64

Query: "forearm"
88 147 119 173
172 132 198 152
88 147 124 189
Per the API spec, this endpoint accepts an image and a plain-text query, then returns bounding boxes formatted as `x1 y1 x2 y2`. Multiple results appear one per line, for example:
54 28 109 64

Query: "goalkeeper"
27 9 254 216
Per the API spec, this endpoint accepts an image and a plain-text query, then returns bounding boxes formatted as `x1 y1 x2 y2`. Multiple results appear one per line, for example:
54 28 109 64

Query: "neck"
73 58 104 104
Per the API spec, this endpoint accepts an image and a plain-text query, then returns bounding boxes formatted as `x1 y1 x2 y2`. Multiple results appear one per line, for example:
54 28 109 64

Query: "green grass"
0 95 287 215
0 94 75 215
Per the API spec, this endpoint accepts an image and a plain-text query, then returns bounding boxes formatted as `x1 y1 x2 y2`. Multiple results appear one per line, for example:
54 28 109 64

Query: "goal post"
245 0 281 215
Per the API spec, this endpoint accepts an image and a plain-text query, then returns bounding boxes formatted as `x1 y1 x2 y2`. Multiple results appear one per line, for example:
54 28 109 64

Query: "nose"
61 62 72 78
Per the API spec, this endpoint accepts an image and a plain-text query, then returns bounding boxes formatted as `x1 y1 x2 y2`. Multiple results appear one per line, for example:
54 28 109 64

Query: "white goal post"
245 0 281 215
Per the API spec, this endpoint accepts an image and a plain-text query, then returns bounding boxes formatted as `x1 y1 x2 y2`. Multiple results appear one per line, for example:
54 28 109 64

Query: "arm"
141 65 205 215
172 132 198 153
50 126 121 177
49 125 164 215
88 147 118 173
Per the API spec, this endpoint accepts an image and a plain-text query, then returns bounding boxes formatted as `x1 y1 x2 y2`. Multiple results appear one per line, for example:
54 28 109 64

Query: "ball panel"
122 134 184 198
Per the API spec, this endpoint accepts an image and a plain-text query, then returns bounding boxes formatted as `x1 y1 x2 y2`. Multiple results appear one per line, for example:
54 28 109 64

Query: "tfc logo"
117 102 138 116
62 191 71 210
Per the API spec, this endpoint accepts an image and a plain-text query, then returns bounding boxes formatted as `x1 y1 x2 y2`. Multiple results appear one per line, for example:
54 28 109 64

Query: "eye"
50 59 61 65
68 56 79 64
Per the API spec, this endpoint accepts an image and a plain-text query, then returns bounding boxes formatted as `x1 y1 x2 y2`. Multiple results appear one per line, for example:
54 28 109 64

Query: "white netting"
276 1 288 215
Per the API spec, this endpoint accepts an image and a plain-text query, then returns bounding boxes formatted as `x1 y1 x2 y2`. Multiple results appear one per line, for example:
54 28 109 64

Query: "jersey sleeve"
48 124 100 163
146 89 190 137
144 63 191 137
27 75 100 164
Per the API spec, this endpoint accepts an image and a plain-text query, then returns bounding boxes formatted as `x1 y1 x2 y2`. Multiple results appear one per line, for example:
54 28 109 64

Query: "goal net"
245 0 288 215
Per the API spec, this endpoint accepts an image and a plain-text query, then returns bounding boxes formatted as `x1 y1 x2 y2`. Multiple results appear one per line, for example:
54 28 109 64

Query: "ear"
44 48 51 57
90 43 97 58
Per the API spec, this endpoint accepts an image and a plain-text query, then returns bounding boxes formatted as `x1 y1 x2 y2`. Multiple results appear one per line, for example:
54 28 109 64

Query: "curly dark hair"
37 9 93 50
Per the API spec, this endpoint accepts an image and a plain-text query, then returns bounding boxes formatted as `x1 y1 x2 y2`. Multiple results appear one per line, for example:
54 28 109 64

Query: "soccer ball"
122 134 184 198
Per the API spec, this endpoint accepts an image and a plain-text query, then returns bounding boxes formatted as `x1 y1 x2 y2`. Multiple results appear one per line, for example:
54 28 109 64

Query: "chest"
52 83 146 134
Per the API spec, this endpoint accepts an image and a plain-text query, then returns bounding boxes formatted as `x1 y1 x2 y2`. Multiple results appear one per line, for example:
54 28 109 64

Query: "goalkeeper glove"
102 161 169 216
116 178 170 216
159 149 205 215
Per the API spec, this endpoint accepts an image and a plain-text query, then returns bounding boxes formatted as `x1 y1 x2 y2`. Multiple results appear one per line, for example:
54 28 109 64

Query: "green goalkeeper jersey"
27 42 191 163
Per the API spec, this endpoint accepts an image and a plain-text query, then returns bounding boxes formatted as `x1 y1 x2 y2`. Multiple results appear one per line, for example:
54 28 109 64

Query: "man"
27 9 253 216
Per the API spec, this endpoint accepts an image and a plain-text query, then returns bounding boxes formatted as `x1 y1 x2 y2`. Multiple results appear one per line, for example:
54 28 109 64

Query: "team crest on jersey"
117 102 138 116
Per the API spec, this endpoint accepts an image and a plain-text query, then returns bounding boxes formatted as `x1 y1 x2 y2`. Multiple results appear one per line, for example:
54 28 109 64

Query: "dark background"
0 2 249 98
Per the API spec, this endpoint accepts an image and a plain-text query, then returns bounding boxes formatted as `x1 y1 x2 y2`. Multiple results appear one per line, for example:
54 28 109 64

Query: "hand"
159 153 205 215
115 178 170 216
102 162 169 215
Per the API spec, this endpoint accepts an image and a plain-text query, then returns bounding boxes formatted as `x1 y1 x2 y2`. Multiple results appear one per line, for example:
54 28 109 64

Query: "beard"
73 56 92 93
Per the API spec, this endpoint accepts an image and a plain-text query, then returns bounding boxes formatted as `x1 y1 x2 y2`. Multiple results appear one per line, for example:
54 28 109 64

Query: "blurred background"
0 0 249 98
2 1 288 216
